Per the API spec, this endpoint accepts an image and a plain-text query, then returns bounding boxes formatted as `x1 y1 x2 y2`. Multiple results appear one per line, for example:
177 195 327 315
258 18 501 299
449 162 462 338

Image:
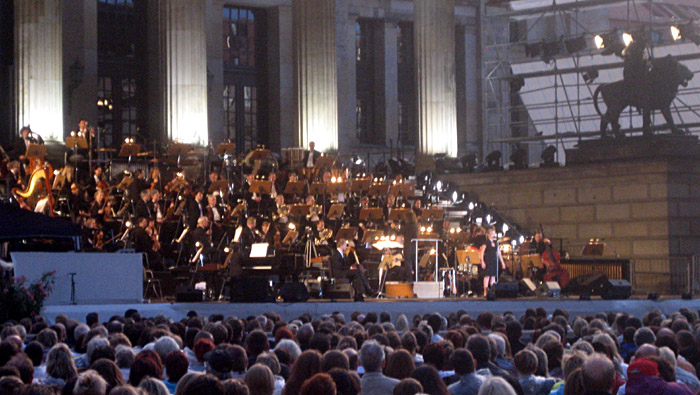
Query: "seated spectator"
410 364 448 395
245 364 274 395
393 377 423 395
282 350 321 395
359 340 398 395
140 376 170 395
90 358 125 392
74 369 108 395
300 372 336 395
447 348 485 395
327 368 360 395
477 376 517 395
163 350 190 393
37 344 77 387
513 349 557 395
581 353 616 395
384 349 415 380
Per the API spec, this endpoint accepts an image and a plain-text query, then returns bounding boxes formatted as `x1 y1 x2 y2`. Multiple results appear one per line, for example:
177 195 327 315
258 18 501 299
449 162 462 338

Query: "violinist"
149 168 163 192
203 170 219 194
207 194 225 225
6 161 24 190
89 189 108 223
12 126 43 161
88 167 105 196
260 220 276 244
128 169 149 202
133 216 164 270
149 190 164 224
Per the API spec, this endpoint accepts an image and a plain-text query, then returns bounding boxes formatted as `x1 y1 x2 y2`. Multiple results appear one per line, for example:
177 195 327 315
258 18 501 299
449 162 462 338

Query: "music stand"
420 208 444 221
419 253 433 267
282 230 298 246
249 180 272 195
582 243 605 256
119 143 141 158
359 208 383 222
247 148 271 161
64 135 88 150
25 144 46 161
351 178 371 193
168 143 190 166
335 226 357 242
327 182 348 195
390 182 414 197
284 181 305 195
388 208 411 222
290 204 311 217
309 182 326 195
368 183 390 197
362 230 384 244
314 155 335 173
215 143 236 156
327 203 345 220
208 180 228 195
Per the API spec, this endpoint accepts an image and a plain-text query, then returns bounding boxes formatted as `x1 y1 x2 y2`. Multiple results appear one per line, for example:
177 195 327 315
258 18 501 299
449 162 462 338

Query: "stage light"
449 228 455 234
288 223 296 230
427 227 433 233
622 32 634 47
468 202 475 211
390 234 396 241
331 176 336 183
671 25 682 41
485 150 502 171
430 248 436 255
125 221 132 228
510 146 528 170
524 42 541 58
565 35 588 54
541 39 561 63
435 180 443 192
594 34 605 49
53 170 60 175
420 226 426 232
224 246 230 253
485 214 491 224
510 75 525 92
461 153 477 172
502 223 509 233
519 236 525 244
582 68 599 84
70 131 75 137
452 191 459 203
541 145 559 168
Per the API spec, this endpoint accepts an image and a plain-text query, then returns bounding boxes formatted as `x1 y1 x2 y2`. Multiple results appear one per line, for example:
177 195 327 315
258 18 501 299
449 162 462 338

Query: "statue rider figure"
622 34 649 99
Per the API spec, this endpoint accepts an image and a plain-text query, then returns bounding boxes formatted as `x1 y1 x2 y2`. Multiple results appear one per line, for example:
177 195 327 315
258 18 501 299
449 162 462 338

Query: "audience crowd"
1 306 700 395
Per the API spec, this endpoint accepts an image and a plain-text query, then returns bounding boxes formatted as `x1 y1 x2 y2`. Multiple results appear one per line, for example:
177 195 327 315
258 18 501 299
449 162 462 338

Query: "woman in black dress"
479 225 506 297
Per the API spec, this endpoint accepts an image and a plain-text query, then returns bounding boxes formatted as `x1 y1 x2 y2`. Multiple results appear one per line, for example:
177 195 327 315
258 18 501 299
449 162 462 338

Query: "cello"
539 225 570 289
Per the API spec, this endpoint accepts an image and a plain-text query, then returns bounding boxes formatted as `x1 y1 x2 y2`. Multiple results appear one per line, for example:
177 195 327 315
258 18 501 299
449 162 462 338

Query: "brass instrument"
272 204 290 221
315 228 333 245
307 204 321 221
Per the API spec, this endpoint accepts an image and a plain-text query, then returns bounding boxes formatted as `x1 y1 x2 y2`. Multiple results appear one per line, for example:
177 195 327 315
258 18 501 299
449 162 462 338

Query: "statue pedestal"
565 134 700 165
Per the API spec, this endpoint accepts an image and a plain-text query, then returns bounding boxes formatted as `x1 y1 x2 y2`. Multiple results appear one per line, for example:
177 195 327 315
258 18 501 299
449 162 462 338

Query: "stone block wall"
444 159 700 292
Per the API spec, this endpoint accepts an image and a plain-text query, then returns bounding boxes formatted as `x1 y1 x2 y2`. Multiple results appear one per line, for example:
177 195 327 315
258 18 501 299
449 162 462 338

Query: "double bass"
539 225 570 288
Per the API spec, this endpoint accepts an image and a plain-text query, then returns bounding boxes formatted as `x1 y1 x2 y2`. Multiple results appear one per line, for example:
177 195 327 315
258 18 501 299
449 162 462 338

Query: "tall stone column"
293 0 338 152
15 0 63 141
414 0 458 162
383 21 399 148
159 0 208 145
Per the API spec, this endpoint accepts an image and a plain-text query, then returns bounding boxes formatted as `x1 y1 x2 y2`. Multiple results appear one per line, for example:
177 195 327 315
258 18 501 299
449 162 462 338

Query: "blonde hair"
245 364 274 395
477 377 517 395
74 369 107 395
46 343 78 380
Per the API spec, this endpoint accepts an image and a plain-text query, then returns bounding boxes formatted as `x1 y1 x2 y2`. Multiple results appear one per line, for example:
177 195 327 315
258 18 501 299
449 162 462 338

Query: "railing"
630 255 698 295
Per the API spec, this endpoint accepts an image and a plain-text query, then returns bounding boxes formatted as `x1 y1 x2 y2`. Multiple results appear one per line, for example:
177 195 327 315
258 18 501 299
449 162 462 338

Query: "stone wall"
443 158 700 292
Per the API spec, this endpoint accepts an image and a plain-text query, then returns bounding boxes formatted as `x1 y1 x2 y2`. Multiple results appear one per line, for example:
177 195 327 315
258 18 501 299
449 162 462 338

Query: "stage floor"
41 295 700 323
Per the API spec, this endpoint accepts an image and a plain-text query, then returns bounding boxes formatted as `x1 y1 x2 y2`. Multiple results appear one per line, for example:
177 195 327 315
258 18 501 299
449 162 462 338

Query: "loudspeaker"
176 288 203 302
519 278 537 296
568 273 608 295
278 282 310 303
325 283 355 299
538 281 561 298
601 279 632 300
494 282 519 298
230 277 274 302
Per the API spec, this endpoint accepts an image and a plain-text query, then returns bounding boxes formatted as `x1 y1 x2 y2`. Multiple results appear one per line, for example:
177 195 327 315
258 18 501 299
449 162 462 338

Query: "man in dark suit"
331 238 371 300
132 190 152 220
190 216 213 264
239 216 259 256
302 141 320 168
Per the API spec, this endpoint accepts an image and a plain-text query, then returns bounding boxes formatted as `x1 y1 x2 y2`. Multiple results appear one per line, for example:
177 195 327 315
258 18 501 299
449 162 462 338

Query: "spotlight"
582 68 599 84
622 32 634 47
125 221 132 228
460 154 477 172
502 223 509 233
541 39 561 63
672 22 700 45
594 31 625 56
195 241 201 248
519 236 525 244
541 145 558 168
485 151 502 171
288 223 296 230
224 246 230 253
510 146 528 170
468 202 475 210
524 42 541 58
647 293 659 300
565 35 588 54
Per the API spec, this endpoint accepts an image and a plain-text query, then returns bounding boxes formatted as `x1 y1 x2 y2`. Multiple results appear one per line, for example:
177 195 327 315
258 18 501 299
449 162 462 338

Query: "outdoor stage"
41 296 700 323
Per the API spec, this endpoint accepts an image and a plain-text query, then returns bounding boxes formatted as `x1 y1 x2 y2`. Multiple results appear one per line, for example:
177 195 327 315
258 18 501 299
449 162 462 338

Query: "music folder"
284 181 305 195
368 183 390 197
335 226 357 242
359 207 383 221
249 180 272 194
388 208 411 222
309 182 326 195
215 142 236 156
351 178 371 192
25 144 46 159
282 230 298 246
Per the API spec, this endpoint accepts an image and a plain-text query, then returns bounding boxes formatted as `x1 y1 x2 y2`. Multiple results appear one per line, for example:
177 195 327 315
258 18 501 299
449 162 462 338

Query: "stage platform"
41 296 700 323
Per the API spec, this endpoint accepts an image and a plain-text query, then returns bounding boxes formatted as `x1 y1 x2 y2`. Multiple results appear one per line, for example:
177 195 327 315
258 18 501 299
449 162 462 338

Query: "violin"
539 224 570 288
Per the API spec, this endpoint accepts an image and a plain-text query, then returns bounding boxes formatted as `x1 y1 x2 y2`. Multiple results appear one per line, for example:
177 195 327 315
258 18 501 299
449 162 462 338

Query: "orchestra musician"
12 126 43 161
191 216 214 264
6 161 24 190
132 216 164 270
239 216 259 256
331 238 372 301
133 190 153 220
302 141 320 172
128 169 149 202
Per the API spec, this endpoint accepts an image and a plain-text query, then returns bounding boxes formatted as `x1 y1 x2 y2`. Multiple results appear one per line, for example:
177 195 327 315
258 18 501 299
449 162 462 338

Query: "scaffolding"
481 0 700 165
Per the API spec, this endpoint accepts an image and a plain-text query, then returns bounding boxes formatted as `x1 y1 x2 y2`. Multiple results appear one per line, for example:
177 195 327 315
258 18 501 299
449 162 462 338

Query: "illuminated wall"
15 0 63 141
159 0 208 145
293 0 338 152
414 0 458 157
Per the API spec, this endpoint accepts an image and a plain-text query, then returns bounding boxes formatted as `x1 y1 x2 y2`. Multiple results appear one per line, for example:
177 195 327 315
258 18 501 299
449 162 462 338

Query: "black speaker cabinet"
230 277 274 303
176 288 203 302
494 282 519 298
519 278 537 296
325 283 355 299
601 279 632 300
278 282 310 303
568 273 608 295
